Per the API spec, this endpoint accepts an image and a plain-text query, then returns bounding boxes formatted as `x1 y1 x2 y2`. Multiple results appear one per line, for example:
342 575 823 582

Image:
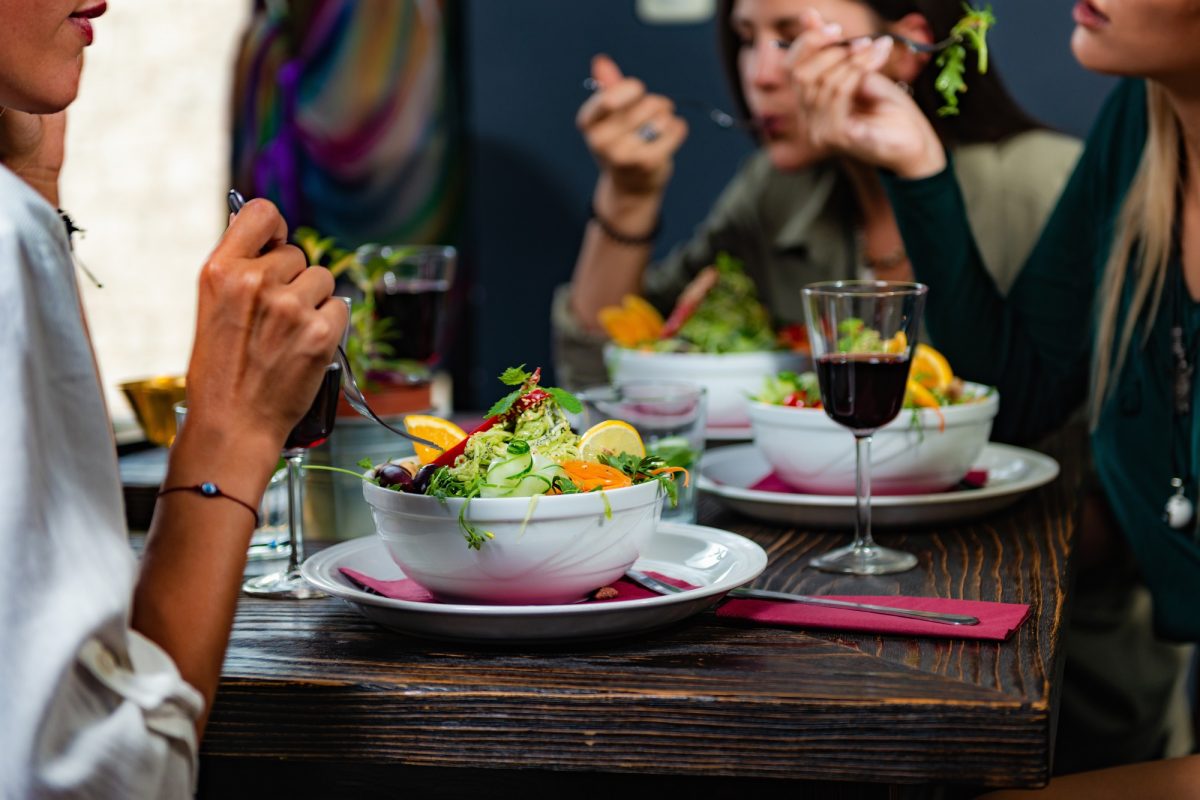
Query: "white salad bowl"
605 345 808 430
747 383 999 495
362 479 664 605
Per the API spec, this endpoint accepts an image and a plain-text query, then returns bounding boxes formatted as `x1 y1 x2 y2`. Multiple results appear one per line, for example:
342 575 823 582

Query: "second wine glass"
242 297 351 599
802 280 928 575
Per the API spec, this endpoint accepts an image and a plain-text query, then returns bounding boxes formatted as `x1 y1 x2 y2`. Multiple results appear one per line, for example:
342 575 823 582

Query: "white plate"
698 443 1059 528
300 522 768 643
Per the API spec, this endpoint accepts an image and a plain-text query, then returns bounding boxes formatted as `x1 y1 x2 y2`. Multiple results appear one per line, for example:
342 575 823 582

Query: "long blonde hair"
1090 82 1184 423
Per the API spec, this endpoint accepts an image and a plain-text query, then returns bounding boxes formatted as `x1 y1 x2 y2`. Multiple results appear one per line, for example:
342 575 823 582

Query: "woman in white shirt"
0 2 346 796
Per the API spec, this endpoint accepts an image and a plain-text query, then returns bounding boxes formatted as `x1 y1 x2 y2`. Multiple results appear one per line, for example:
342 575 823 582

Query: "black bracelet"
588 202 661 246
158 482 261 527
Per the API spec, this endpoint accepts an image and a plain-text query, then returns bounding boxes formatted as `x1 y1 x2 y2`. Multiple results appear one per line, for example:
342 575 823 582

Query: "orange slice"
579 419 645 461
910 344 953 391
403 414 467 465
881 331 908 354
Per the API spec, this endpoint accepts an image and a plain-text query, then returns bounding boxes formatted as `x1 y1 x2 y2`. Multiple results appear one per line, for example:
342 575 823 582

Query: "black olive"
412 464 438 494
376 463 414 491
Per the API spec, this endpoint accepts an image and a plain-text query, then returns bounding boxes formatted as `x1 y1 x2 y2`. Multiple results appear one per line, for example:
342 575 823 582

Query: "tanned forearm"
130 421 279 737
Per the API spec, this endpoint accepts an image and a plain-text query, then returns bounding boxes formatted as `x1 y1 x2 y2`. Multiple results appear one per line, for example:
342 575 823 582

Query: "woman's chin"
764 140 827 172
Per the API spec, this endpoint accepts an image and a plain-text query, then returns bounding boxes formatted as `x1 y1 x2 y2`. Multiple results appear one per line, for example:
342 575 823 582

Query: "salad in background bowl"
601 253 808 432
354 366 690 605
747 345 999 495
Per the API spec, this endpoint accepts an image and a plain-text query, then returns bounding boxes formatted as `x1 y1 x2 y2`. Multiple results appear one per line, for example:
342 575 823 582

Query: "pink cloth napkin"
340 568 1029 641
748 468 989 494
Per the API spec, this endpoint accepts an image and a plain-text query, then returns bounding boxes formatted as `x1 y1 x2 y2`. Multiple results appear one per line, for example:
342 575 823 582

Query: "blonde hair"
1090 82 1183 424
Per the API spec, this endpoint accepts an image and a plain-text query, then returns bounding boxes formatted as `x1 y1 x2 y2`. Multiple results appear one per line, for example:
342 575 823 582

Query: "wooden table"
196 440 1081 799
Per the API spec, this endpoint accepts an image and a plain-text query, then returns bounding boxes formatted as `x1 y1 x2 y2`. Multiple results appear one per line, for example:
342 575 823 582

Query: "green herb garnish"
934 4 997 117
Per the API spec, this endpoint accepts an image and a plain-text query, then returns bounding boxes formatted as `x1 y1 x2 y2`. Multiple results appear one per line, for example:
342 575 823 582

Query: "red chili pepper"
430 385 552 469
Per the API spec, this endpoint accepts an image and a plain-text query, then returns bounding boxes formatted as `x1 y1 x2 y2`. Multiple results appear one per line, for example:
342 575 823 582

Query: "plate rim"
300 522 768 618
697 442 1060 509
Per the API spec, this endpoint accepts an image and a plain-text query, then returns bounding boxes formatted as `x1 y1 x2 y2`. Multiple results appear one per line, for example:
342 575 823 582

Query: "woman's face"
732 0 880 171
0 0 105 114
1071 0 1200 84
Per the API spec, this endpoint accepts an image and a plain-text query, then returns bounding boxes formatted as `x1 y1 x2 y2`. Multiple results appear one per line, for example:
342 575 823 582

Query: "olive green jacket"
553 129 1082 389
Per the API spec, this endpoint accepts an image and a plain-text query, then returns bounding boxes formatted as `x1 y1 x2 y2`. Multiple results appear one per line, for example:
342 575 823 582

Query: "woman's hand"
183 199 346 457
0 108 66 206
577 55 688 219
787 10 945 179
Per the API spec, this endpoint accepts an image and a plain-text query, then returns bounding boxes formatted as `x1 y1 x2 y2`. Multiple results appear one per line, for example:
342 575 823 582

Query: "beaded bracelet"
158 482 261 527
588 202 661 247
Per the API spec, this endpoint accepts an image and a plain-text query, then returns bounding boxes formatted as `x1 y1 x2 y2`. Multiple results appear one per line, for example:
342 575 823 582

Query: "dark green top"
884 79 1200 641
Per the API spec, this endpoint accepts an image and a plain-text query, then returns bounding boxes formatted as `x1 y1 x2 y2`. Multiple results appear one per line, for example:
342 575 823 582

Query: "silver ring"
636 123 661 143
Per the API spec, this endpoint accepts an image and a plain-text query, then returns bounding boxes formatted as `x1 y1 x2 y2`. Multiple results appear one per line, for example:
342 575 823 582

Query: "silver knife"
626 569 980 626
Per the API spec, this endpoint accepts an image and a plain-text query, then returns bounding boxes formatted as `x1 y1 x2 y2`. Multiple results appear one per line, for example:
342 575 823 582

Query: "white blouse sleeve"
0 165 205 799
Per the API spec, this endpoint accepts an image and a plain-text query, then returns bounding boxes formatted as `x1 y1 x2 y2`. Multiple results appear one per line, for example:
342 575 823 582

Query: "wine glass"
243 298 351 599
801 280 928 575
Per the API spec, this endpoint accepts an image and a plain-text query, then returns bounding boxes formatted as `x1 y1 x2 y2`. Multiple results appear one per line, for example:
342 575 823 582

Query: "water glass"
576 382 706 523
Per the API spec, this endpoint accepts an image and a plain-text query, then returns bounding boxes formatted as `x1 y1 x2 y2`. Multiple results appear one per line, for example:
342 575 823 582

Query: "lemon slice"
579 419 645 461
910 344 953 391
403 414 468 465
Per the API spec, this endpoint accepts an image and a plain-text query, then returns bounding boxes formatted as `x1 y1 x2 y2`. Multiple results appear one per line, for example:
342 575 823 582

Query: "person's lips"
69 1 107 45
1072 0 1110 30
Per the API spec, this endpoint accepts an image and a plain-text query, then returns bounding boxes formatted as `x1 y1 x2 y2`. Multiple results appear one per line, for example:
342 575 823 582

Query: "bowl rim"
604 343 807 361
746 381 998 425
363 474 663 513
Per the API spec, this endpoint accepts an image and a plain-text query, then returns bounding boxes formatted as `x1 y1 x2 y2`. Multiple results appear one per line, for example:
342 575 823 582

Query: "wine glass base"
810 543 918 575
242 569 327 599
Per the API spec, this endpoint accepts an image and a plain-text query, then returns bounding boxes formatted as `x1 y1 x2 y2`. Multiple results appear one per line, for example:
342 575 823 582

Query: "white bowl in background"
747 383 999 495
362 479 663 605
605 345 807 431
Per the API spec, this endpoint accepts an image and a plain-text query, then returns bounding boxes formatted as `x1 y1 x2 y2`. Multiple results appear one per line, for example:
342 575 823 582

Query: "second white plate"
698 443 1059 528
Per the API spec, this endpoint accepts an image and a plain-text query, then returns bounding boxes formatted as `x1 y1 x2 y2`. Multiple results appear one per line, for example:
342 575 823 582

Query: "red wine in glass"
816 353 910 431
372 280 447 362
803 280 928 576
283 362 342 450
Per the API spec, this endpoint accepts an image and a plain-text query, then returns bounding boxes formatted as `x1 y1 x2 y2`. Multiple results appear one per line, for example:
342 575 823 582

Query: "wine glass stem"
284 450 306 573
853 433 876 551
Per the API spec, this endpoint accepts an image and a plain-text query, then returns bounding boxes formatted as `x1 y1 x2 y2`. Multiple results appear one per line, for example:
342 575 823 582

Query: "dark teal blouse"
884 79 1200 641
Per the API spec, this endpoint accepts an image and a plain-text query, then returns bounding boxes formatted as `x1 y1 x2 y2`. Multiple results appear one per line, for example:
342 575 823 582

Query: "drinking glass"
241 360 343 598
575 382 706 523
174 401 291 562
121 375 187 447
243 297 352 599
364 244 456 371
802 280 928 575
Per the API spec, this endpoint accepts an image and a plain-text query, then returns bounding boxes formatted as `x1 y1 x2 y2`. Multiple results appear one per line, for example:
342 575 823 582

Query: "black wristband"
158 482 261 527
588 202 660 246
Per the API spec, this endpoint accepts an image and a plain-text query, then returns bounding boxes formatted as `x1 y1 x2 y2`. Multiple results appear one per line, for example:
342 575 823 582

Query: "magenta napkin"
748 469 989 494
340 568 1029 641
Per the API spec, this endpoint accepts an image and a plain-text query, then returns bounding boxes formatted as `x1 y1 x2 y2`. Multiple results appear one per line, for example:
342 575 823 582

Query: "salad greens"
935 4 997 117
367 366 685 549
661 252 777 353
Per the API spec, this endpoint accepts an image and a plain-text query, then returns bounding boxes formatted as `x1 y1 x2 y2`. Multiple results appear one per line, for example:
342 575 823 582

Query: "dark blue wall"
460 0 1115 407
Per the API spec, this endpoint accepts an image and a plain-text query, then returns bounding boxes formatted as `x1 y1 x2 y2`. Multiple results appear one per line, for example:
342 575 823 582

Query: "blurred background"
70 0 1113 423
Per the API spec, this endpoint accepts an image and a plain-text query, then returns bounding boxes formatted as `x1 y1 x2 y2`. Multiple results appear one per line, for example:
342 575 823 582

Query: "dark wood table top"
197 437 1081 799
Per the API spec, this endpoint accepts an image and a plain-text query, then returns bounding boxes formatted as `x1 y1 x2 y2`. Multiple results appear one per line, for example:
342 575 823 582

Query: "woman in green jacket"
553 0 1080 389
790 0 1200 775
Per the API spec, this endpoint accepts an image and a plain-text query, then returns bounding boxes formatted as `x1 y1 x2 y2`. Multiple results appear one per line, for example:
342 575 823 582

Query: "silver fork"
834 32 962 54
626 569 980 626
334 345 444 452
581 77 754 131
